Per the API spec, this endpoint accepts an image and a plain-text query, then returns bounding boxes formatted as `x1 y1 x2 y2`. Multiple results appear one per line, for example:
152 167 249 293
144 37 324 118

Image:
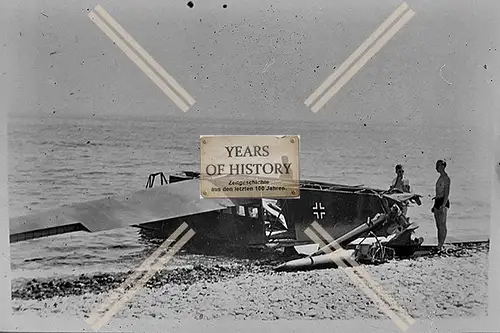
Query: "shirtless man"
431 159 451 252
389 164 411 216
390 164 411 193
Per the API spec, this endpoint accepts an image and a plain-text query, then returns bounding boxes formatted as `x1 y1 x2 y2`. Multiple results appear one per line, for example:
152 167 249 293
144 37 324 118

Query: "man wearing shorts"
431 159 451 252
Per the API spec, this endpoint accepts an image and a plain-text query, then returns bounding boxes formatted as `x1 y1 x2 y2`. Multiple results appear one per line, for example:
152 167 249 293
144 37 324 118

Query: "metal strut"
145 172 169 189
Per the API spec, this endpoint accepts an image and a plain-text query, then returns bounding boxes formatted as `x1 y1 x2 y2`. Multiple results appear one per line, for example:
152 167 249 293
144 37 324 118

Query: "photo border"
1 0 498 331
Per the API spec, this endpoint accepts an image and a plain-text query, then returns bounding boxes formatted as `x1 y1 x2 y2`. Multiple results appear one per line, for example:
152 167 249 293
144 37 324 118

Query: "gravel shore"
12 243 489 321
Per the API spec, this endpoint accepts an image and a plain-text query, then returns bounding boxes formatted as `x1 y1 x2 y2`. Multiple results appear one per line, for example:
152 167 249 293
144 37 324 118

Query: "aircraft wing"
10 179 235 243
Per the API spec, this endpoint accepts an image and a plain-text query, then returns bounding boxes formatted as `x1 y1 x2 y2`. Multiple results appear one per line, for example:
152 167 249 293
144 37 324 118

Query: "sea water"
7 112 492 279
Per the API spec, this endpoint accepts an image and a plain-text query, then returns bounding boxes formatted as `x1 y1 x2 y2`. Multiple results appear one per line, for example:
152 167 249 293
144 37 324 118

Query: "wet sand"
11 243 488 321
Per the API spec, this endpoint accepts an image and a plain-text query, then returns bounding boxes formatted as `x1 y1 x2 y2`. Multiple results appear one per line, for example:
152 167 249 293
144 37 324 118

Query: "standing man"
431 159 451 252
390 164 411 193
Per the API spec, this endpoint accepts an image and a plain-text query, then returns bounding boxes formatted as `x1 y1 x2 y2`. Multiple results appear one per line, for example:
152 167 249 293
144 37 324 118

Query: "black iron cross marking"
312 202 326 219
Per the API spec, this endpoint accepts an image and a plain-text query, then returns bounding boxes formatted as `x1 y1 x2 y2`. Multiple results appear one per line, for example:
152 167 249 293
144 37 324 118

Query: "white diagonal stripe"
93 5 196 107
310 222 415 323
86 223 194 330
305 2 409 107
305 4 415 113
304 227 413 332
88 6 195 112
87 222 188 319
89 229 195 331
87 225 187 323
310 9 415 113
309 222 415 331
87 11 190 112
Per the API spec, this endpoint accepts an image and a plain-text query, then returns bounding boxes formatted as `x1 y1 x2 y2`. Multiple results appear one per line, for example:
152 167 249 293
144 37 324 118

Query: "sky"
2 0 499 130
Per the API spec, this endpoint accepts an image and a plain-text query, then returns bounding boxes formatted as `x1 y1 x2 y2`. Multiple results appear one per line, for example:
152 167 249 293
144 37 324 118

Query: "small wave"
56 179 80 186
40 140 106 148
46 244 90 252
115 164 141 168
107 244 138 250
80 171 108 176
116 172 136 176
23 257 45 263
43 168 76 173
35 178 64 184
39 253 106 264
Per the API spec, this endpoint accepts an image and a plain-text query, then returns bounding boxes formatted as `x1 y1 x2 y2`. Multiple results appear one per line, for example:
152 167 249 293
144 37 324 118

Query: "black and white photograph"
2 0 499 331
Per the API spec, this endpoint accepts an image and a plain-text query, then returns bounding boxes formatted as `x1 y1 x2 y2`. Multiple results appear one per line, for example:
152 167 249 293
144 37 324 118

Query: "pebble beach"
11 243 489 321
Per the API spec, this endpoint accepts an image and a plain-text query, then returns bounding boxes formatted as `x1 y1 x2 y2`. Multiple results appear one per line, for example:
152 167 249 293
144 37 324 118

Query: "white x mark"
84 4 418 331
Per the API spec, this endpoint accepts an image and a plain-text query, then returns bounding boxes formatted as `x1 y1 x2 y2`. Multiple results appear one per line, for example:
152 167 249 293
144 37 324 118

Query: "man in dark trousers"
431 159 451 252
